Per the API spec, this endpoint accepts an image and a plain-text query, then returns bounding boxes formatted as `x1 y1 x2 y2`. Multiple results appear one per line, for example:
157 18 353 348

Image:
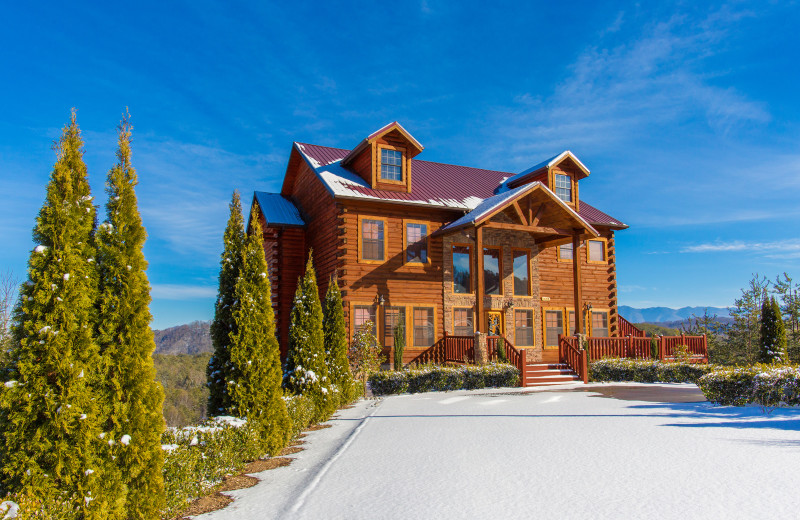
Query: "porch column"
475 224 485 333
572 230 584 334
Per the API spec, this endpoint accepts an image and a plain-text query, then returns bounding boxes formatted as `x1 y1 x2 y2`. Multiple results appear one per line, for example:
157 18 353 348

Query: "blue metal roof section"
253 191 305 227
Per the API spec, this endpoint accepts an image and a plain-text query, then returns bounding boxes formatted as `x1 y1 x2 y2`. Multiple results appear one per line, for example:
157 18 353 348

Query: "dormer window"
555 173 572 202
380 148 403 181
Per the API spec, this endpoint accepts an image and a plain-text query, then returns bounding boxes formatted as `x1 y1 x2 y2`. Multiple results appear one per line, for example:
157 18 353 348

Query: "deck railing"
559 335 588 383
577 333 708 363
586 336 652 360
618 316 647 337
660 334 708 362
443 332 474 363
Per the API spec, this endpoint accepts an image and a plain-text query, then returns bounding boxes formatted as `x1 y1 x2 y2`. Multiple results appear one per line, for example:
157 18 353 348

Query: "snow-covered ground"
197 383 800 519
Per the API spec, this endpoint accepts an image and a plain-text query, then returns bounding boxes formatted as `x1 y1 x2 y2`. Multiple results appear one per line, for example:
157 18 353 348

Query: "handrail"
618 315 647 337
558 334 588 383
487 335 526 387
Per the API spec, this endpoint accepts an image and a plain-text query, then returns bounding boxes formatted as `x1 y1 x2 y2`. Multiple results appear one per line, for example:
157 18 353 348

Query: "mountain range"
152 307 732 355
618 306 730 324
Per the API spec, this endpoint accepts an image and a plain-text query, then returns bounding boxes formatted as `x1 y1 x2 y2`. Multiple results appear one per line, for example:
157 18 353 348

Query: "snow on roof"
253 192 305 227
500 150 590 190
440 183 539 232
292 142 625 227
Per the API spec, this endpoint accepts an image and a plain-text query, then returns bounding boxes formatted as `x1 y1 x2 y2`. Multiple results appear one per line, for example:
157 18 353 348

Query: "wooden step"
522 363 581 387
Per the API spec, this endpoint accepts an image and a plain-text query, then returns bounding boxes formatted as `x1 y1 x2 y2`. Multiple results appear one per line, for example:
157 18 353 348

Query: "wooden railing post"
519 349 527 387
581 348 589 384
658 336 664 361
702 333 708 363
558 333 563 363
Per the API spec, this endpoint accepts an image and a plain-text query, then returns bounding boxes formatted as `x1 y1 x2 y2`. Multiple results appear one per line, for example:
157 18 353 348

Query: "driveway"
199 383 800 519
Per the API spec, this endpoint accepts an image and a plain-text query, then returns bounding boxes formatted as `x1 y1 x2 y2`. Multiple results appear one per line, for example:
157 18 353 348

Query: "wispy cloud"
150 284 217 300
478 5 770 167
683 239 800 255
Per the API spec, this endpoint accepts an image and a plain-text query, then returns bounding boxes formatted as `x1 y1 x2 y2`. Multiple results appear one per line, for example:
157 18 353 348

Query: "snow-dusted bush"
697 365 800 407
590 359 715 383
369 363 519 395
160 416 262 517
284 393 315 438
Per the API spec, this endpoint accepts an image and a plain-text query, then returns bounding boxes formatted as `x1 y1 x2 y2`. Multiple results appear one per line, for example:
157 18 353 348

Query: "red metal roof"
293 142 626 228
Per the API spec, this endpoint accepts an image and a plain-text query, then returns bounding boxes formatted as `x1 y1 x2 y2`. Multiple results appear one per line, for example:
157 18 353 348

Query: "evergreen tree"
207 191 245 416
284 252 335 421
96 113 165 518
682 310 727 364
726 274 769 365
773 273 800 363
0 110 115 516
228 210 291 455
322 275 352 404
393 319 405 371
759 296 787 364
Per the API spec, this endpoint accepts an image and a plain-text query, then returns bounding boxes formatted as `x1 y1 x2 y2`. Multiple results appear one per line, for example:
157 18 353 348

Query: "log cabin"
249 121 633 374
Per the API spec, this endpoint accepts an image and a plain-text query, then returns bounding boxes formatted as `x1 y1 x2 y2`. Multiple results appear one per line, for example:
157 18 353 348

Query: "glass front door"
487 311 503 336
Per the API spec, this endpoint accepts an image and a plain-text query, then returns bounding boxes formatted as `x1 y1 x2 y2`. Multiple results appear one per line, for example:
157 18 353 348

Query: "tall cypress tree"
96 113 165 518
759 296 787 364
207 191 245 416
323 275 352 405
228 210 291 454
284 252 335 421
0 110 114 516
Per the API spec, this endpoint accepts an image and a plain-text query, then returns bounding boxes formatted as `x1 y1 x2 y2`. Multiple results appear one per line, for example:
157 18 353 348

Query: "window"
588 239 607 263
483 247 501 295
360 218 385 262
453 308 474 336
512 249 530 296
555 173 572 202
544 309 563 347
515 310 534 346
568 310 576 335
380 148 403 181
354 305 377 336
452 245 471 293
405 222 428 263
413 307 435 347
558 243 573 261
592 311 609 337
384 306 406 347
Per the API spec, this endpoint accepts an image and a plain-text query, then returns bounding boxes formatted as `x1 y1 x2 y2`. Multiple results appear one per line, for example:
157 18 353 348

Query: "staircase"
523 363 582 387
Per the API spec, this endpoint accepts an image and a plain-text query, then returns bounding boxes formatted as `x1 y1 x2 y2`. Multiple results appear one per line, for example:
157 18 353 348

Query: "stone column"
474 331 488 364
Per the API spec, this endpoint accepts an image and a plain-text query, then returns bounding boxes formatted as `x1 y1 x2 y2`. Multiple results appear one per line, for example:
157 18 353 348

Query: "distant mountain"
618 306 730 324
153 320 212 355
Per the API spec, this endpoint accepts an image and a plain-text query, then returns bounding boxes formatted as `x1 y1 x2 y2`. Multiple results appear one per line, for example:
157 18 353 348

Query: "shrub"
393 320 405 371
589 358 716 384
369 363 519 396
284 393 316 438
697 365 800 407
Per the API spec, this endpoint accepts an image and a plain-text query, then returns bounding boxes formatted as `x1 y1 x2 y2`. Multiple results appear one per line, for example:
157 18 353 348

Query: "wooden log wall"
341 199 457 362
538 228 618 336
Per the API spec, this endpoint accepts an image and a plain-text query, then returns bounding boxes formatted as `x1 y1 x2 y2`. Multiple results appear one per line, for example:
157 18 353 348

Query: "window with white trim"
380 148 402 181
555 173 572 202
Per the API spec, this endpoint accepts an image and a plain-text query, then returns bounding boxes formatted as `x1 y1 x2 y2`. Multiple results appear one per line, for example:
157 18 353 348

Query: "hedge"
369 363 519 395
698 365 800 407
589 358 717 384
160 386 362 518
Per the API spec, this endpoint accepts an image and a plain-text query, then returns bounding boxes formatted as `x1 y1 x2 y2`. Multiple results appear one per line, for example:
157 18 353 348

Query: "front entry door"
487 311 503 336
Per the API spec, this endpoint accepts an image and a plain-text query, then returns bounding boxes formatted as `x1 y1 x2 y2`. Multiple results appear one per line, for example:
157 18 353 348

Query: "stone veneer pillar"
474 331 488 364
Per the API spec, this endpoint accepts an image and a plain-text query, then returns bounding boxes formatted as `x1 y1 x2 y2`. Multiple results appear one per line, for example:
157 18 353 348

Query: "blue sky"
1 1 799 329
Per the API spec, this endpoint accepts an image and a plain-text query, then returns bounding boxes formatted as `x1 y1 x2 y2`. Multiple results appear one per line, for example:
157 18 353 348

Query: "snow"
34 245 47 253
120 434 131 446
161 444 179 452
195 383 800 520
84 469 94 476
0 500 19 519
63 273 70 281
3 381 16 388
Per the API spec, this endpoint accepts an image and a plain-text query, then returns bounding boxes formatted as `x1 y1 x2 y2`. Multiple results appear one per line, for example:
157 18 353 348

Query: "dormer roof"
502 150 590 190
340 121 424 168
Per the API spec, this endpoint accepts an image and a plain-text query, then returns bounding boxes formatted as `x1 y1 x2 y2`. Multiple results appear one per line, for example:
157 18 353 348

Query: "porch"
409 329 709 387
